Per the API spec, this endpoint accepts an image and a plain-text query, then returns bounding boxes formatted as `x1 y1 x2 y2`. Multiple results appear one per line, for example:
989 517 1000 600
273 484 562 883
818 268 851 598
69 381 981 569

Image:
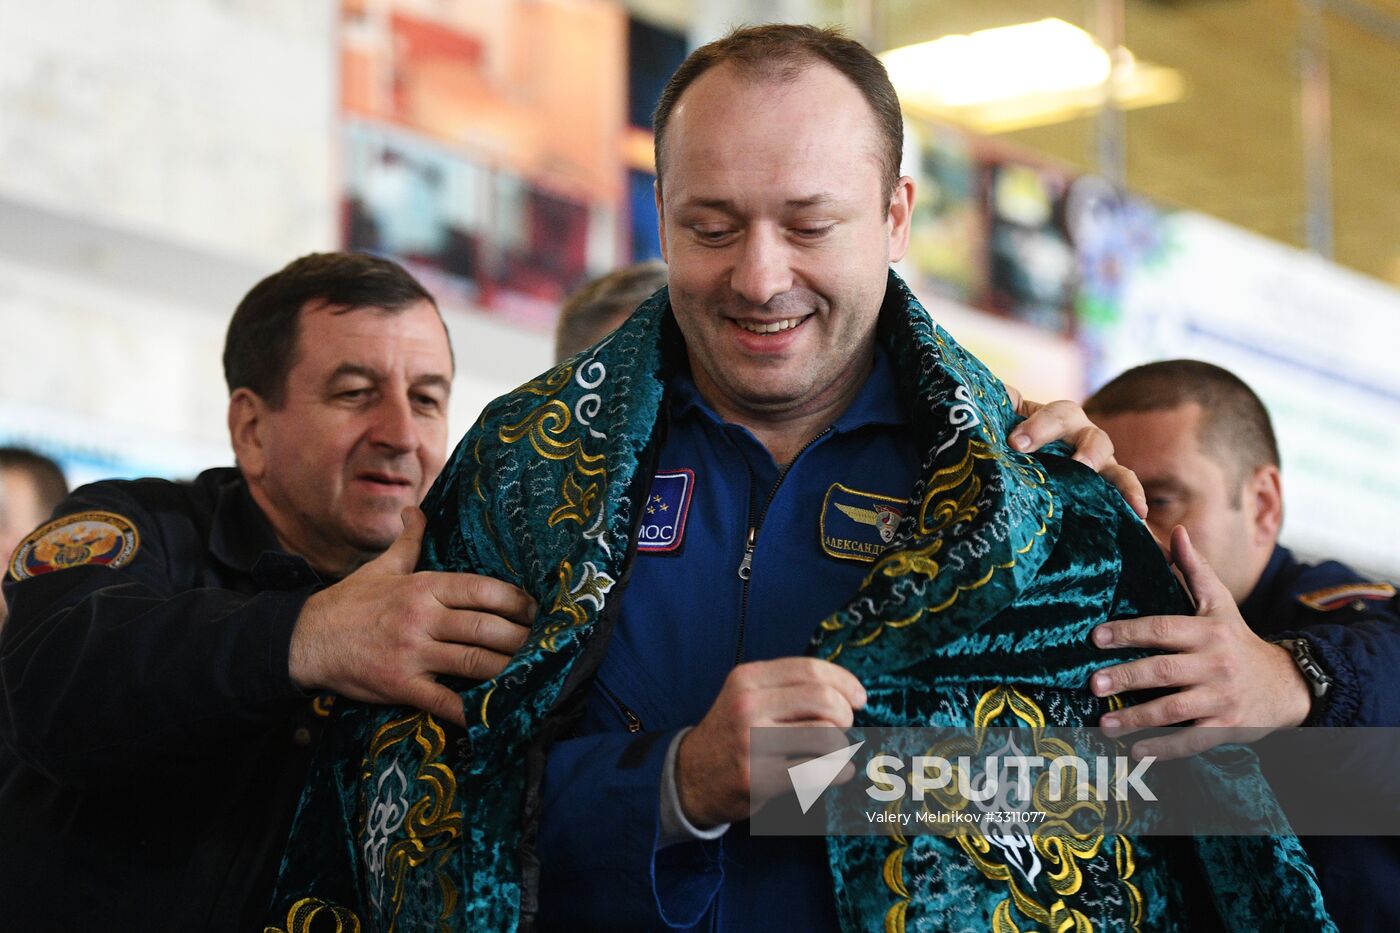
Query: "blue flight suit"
537 350 917 931
1243 545 1400 932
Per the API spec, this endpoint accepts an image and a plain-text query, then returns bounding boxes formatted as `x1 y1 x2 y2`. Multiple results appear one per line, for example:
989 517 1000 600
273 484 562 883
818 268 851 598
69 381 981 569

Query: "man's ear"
1247 463 1284 547
228 388 269 480
654 178 669 263
886 175 916 263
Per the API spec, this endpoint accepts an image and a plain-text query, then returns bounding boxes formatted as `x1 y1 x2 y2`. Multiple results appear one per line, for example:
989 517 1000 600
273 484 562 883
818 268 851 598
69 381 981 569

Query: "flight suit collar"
668 344 909 436
208 469 322 588
1239 544 1294 630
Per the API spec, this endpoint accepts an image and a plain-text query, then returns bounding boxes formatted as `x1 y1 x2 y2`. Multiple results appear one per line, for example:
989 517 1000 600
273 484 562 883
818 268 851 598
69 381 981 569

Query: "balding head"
652 23 904 203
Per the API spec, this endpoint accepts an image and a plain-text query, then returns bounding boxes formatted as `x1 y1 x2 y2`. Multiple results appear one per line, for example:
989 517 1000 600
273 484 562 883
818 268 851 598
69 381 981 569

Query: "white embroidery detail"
570 560 615 613
575 393 605 439
975 736 1043 888
574 338 612 440
934 385 982 459
583 499 612 557
364 760 411 912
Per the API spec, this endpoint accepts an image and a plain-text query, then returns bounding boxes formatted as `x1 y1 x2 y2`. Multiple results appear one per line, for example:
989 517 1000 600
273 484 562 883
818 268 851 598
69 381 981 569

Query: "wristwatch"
1275 637 1333 699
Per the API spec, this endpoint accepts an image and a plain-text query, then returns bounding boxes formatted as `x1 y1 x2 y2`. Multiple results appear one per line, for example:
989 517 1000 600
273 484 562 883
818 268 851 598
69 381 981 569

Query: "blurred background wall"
1 0 1397 575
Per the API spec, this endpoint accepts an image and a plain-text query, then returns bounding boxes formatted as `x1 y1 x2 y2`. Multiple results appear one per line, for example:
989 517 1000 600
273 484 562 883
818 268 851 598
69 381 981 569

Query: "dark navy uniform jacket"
0 467 329 931
1243 545 1400 933
537 351 917 931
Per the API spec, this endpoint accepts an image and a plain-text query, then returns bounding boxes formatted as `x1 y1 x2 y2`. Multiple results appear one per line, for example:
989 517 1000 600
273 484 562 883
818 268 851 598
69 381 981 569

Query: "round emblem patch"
8 511 141 581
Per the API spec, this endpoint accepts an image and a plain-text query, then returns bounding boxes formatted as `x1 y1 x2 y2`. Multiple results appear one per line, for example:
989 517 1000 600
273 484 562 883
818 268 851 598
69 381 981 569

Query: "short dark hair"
223 252 443 406
554 261 668 362
0 447 68 514
1085 359 1280 495
652 23 904 202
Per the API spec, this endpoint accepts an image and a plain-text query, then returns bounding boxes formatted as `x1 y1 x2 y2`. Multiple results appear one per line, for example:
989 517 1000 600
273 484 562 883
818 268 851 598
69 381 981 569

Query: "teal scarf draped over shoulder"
267 272 1333 933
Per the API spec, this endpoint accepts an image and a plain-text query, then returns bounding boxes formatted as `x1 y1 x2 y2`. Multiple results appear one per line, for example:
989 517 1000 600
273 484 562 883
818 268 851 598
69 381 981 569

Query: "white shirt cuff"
658 727 731 849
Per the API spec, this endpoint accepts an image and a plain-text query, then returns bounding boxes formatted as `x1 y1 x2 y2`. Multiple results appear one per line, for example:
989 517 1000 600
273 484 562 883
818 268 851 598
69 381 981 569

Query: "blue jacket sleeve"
537 727 724 931
1285 606 1400 727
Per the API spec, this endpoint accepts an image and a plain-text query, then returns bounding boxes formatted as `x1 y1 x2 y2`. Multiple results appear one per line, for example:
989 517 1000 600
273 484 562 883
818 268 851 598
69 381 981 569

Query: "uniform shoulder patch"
8 510 141 581
1297 581 1397 612
637 469 694 553
821 483 904 563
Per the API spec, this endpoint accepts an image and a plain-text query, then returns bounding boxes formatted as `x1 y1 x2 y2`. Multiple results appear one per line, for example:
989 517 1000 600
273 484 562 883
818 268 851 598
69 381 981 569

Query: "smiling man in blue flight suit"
531 27 934 929
538 338 918 930
268 25 1333 933
523 24 1322 933
1087 359 1400 932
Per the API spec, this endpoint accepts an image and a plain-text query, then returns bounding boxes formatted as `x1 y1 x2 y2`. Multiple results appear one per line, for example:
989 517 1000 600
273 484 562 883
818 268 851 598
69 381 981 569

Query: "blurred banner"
1087 210 1400 580
901 116 1400 579
339 0 628 327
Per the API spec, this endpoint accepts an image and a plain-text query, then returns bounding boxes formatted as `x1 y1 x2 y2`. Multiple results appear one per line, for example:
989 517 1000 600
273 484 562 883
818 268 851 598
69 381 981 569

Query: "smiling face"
656 61 913 436
231 298 453 574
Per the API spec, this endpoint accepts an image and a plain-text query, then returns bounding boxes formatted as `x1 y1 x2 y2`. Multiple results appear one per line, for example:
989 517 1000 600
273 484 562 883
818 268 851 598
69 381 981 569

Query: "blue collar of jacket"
668 344 909 436
1240 544 1295 628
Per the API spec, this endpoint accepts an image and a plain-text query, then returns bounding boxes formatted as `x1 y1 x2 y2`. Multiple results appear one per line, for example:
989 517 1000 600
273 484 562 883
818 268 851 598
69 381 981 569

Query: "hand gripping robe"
267 273 1333 933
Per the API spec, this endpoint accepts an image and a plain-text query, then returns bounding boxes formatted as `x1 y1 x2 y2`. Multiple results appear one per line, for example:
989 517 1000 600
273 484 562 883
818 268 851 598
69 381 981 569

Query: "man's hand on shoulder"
1004 385 1147 520
675 658 866 828
1088 525 1312 759
287 507 535 727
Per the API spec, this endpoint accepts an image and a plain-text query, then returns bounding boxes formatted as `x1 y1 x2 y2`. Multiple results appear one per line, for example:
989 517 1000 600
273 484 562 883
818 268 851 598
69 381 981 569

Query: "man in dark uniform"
1085 358 1400 931
0 252 536 930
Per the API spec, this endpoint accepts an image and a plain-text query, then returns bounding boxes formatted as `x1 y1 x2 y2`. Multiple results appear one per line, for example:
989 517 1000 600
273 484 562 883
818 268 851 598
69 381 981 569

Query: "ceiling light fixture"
880 18 1185 134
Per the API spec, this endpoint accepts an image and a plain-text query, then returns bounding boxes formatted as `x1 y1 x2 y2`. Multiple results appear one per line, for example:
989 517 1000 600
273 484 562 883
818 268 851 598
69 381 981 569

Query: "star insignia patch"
637 469 694 553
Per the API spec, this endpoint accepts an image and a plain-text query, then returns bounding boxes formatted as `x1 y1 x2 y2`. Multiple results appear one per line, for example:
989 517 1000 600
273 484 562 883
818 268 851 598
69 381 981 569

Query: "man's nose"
729 227 794 308
369 394 419 453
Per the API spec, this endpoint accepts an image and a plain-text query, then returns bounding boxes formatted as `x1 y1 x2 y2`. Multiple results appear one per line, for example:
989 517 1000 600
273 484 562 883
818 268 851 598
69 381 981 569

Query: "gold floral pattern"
263 897 362 933
881 687 1140 933
356 713 463 930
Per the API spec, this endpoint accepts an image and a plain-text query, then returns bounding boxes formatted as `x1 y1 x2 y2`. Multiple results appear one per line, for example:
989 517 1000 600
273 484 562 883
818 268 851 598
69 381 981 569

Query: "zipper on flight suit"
733 427 833 664
595 679 643 733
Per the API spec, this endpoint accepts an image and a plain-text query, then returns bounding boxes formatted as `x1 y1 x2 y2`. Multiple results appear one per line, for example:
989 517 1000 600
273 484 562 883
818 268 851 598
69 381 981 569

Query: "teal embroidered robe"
267 272 1334 933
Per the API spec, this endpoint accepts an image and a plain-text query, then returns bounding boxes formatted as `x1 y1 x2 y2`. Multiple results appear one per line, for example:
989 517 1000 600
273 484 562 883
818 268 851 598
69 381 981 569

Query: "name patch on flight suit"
636 469 694 553
1298 582 1397 612
8 510 140 581
820 483 903 563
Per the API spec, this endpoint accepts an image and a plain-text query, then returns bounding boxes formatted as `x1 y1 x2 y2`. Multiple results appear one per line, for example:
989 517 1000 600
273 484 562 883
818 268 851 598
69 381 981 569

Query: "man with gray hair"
0 252 533 931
